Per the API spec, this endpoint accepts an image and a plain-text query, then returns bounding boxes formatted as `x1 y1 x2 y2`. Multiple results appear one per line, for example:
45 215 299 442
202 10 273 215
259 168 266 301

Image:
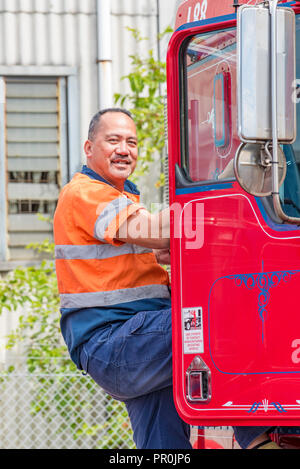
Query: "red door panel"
167 16 300 426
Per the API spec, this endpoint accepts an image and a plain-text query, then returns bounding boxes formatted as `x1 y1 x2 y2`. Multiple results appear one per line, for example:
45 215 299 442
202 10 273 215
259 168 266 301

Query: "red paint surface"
168 5 300 426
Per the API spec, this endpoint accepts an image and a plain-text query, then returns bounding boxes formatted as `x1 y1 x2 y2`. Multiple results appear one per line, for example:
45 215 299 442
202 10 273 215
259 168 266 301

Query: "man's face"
84 112 138 191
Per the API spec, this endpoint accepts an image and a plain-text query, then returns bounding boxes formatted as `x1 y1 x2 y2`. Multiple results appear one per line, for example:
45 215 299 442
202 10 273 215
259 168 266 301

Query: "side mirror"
234 142 286 197
236 2 300 225
237 3 296 144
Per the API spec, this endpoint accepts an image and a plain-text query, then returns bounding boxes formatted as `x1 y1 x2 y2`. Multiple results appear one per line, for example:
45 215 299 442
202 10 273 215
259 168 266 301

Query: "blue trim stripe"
176 182 233 195
176 13 236 32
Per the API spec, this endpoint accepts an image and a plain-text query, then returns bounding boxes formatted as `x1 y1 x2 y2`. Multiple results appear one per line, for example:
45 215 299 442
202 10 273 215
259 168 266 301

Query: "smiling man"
53 109 192 449
84 109 138 192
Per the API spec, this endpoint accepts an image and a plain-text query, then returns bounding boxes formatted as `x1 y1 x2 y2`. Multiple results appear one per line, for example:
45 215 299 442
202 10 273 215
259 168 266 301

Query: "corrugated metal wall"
0 0 177 208
111 0 158 96
0 0 178 358
0 0 98 178
0 0 176 141
0 0 95 65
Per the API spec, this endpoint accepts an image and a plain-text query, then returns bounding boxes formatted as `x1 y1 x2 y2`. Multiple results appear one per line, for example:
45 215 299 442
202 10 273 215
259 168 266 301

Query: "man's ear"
84 140 93 159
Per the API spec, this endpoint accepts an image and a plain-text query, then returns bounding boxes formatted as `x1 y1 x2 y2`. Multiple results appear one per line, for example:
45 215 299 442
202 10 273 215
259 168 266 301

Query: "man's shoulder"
56 174 113 215
63 172 113 197
68 173 140 199
59 172 141 208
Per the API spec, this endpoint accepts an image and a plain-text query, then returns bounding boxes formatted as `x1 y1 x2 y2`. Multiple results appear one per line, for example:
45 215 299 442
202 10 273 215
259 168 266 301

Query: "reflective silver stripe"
55 244 152 260
94 196 133 241
60 284 170 308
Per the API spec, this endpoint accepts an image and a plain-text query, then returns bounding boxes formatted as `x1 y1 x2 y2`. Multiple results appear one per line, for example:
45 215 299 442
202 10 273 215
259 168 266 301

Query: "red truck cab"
167 0 300 429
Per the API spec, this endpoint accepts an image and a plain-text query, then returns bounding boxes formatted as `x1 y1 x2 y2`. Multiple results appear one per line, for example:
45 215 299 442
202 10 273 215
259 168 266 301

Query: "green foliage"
0 248 62 358
0 239 65 366
26 238 55 255
0 242 134 448
114 26 172 186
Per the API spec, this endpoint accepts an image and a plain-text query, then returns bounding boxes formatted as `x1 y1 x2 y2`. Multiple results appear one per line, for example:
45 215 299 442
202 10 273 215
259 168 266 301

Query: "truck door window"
262 16 300 222
278 16 300 219
181 19 300 226
181 28 238 183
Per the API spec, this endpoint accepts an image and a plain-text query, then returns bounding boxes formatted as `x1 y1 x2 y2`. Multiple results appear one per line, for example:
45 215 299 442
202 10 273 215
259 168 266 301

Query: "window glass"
279 16 300 219
182 19 300 225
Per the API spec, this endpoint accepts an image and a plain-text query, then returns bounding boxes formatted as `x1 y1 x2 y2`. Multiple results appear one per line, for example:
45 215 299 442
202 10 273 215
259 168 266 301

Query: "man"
54 108 280 449
54 108 191 449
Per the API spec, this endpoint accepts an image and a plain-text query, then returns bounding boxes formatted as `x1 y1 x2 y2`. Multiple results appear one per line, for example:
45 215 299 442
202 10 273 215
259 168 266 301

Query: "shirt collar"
81 165 140 195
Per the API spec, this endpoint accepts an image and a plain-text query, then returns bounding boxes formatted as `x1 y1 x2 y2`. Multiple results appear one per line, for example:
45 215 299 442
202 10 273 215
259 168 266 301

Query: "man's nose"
116 141 129 155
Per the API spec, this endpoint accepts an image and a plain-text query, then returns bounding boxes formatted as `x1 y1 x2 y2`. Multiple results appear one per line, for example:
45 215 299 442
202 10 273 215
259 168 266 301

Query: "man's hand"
153 248 171 265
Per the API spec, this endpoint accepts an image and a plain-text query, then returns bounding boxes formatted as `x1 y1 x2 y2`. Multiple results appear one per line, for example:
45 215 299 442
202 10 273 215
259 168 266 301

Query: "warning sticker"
182 307 204 354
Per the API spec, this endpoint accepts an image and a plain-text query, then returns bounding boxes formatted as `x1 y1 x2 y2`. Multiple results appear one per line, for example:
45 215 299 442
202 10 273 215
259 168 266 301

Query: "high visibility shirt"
53 165 171 368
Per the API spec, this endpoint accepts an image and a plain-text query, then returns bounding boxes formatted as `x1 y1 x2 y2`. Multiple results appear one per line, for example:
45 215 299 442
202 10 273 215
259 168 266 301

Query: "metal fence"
0 358 135 449
0 357 239 450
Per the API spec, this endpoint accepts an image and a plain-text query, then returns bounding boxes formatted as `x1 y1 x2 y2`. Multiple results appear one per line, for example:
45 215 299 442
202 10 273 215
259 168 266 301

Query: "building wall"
0 1 178 270
0 0 178 358
0 0 177 160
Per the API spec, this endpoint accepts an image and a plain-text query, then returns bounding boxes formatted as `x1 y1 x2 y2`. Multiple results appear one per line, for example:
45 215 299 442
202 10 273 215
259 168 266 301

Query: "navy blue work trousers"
79 307 276 449
79 308 191 449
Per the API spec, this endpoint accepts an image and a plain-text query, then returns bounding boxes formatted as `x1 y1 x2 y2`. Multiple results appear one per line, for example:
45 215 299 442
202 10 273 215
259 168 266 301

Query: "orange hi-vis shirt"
53 165 171 367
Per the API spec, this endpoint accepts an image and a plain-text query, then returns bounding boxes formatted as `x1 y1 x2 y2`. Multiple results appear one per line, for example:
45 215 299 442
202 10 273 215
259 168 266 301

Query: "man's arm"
116 207 170 249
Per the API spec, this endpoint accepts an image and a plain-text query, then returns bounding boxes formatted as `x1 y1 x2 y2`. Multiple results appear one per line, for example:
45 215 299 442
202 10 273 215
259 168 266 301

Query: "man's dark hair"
88 108 134 141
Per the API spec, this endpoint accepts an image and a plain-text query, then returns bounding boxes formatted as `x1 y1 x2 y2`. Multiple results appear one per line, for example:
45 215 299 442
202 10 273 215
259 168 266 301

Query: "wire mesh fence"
0 357 239 450
0 357 135 449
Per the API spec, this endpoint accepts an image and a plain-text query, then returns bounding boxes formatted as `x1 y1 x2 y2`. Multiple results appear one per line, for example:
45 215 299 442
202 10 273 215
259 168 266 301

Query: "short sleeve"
94 195 142 245
72 181 142 246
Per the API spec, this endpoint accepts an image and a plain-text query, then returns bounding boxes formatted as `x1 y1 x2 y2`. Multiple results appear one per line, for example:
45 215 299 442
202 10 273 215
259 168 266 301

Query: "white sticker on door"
182 307 204 354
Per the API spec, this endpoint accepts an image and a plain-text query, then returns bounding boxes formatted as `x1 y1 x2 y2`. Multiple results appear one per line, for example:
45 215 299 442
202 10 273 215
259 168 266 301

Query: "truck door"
167 12 300 426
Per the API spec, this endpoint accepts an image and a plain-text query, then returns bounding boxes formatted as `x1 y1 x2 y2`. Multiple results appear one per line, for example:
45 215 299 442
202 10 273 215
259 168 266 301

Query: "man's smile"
111 157 132 168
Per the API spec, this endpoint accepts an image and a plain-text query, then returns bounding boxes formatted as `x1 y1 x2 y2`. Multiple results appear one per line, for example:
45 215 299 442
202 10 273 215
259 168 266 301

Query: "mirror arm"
273 193 300 224
270 1 300 225
270 0 279 199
